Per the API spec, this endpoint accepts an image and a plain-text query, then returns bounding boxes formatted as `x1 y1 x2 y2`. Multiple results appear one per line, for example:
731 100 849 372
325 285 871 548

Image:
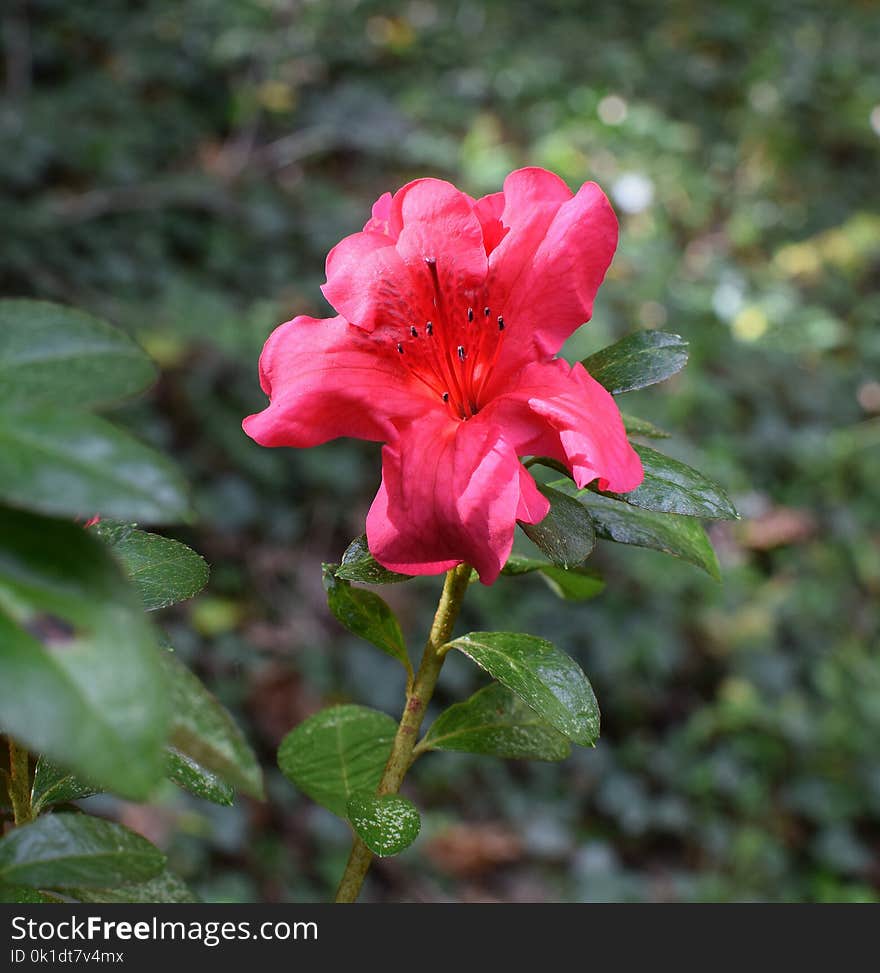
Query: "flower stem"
7 737 33 827
334 563 472 903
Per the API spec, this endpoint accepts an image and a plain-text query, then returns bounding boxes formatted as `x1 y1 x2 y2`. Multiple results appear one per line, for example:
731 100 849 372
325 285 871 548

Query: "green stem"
334 563 472 903
7 738 33 826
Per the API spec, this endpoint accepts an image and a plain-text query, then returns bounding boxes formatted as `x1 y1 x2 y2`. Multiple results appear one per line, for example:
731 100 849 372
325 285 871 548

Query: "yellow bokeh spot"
257 80 295 113
732 305 768 342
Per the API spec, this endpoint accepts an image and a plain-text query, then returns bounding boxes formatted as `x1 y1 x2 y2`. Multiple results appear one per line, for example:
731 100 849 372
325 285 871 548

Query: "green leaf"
445 632 600 747
583 331 688 394
604 444 738 520
94 522 209 611
346 794 420 857
335 535 413 584
277 705 397 818
551 485 721 579
0 405 190 523
518 485 595 568
67 870 198 903
501 555 605 601
0 300 156 410
159 650 264 799
0 507 169 798
31 758 99 814
0 884 61 903
621 413 671 439
323 567 411 678
0 814 166 890
422 683 571 761
165 748 234 806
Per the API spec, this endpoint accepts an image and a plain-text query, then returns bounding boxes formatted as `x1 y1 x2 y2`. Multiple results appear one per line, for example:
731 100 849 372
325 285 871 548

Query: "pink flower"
243 168 642 584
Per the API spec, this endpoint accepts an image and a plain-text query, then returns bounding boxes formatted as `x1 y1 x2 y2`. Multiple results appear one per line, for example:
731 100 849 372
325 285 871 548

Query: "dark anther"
397 343 404 354
457 345 466 360
410 326 418 337
424 256 437 267
467 307 474 322
484 306 490 317
442 392 449 402
426 321 433 335
497 315 505 330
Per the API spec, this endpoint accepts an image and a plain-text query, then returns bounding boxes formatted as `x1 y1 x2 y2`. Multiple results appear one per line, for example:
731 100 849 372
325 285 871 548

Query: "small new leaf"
335 535 413 585
346 793 421 857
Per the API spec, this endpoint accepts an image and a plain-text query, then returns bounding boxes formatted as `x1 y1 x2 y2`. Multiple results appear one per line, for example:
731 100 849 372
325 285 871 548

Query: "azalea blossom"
243 167 642 584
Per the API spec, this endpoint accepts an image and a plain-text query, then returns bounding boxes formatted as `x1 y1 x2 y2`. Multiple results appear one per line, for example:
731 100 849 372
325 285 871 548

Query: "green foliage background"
3 0 879 901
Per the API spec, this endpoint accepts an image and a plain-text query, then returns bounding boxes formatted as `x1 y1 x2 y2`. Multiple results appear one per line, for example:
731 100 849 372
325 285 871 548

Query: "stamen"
457 345 466 361
426 321 433 336
484 306 490 317
497 315 505 331
467 307 474 322
442 392 449 402
397 343 404 354
410 326 418 337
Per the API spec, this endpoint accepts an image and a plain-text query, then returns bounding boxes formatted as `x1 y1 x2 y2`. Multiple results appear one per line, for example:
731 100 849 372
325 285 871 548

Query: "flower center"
393 257 506 421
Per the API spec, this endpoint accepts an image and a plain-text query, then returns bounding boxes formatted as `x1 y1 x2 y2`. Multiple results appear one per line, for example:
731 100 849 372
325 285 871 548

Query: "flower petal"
242 315 429 447
366 412 545 584
488 167 619 368
483 358 643 493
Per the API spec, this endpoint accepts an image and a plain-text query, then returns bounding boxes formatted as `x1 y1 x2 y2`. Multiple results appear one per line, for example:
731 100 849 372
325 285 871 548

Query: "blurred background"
2 0 879 902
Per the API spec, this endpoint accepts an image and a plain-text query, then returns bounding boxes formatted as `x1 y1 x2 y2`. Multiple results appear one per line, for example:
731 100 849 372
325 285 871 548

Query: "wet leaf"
621 413 671 439
422 683 571 760
31 757 99 814
604 444 738 520
165 748 234 806
583 331 688 394
0 814 165 889
67 870 198 903
323 567 411 678
550 485 721 579
160 649 264 799
0 406 190 523
518 485 595 568
0 299 156 410
94 523 209 611
501 555 604 601
346 793 420 857
277 705 397 818
0 506 169 798
335 535 413 584
445 632 600 746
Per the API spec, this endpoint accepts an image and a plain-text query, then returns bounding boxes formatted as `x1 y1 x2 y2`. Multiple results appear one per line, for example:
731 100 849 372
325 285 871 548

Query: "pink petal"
242 315 430 448
473 191 508 255
482 358 643 493
363 191 394 235
366 412 545 584
488 167 619 369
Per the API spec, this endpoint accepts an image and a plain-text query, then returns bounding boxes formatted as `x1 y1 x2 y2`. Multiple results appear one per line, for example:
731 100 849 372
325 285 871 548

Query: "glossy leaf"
160 650 264 799
518 485 595 568
94 522 209 611
346 794 420 857
323 567 411 677
31 758 99 814
278 705 397 818
445 632 600 746
0 299 156 410
501 555 605 601
621 413 671 439
165 748 234 806
551 485 721 579
583 331 688 395
335 535 413 585
0 507 169 798
422 683 571 761
604 444 738 520
0 405 190 523
0 814 165 889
